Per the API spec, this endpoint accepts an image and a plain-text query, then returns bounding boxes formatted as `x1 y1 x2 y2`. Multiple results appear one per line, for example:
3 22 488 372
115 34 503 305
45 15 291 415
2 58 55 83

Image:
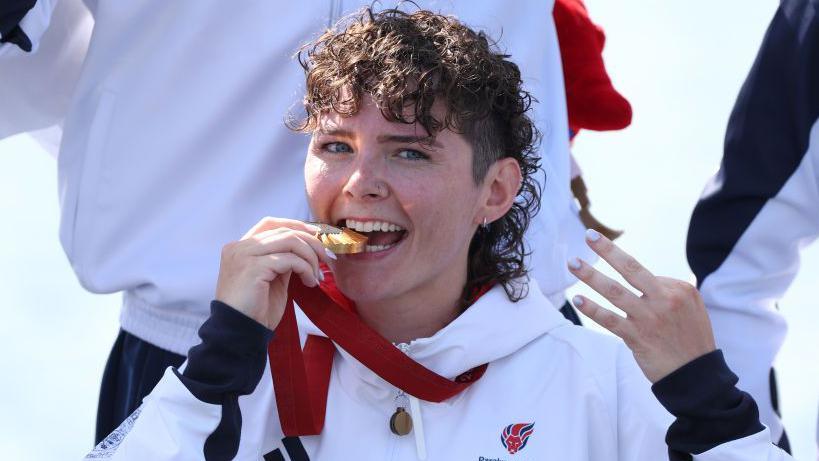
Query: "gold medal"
389 407 413 436
310 223 368 254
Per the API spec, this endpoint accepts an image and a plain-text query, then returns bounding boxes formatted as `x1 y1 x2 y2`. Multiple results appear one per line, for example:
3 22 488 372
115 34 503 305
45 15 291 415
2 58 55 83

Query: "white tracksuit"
0 0 590 357
85 282 794 460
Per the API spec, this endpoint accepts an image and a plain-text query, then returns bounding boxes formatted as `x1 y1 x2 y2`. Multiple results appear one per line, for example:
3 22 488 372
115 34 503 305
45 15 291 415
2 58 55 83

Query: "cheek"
405 176 478 238
304 156 339 217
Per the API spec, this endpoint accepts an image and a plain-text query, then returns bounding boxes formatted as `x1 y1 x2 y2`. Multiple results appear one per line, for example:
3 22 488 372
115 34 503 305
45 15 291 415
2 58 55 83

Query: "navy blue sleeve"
173 300 274 461
0 0 36 52
652 350 766 460
177 300 273 402
687 0 819 285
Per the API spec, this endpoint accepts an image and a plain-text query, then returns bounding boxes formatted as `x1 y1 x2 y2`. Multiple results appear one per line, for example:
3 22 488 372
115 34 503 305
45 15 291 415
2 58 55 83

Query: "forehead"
317 98 426 133
314 96 461 144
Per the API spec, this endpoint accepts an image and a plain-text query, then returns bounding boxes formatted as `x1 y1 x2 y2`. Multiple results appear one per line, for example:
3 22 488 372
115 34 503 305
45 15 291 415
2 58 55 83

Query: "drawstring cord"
409 394 427 460
396 343 427 460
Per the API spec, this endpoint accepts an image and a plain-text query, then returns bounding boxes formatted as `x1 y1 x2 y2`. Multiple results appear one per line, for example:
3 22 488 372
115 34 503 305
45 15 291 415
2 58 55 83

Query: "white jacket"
86 282 794 460
0 0 591 356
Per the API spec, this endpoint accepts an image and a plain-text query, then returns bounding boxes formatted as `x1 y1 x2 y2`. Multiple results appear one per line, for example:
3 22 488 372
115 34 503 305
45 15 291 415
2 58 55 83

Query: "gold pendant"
389 407 413 436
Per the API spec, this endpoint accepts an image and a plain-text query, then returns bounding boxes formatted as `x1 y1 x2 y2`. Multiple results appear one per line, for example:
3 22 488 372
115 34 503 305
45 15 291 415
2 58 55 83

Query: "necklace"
390 344 414 436
389 361 428 459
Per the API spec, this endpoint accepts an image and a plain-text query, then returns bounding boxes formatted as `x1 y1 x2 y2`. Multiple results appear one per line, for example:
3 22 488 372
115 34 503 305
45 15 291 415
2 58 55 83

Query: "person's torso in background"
57 0 577 354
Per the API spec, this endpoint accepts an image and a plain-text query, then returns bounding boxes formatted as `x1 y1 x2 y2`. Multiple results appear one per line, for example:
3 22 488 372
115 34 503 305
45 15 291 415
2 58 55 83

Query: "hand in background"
568 229 716 383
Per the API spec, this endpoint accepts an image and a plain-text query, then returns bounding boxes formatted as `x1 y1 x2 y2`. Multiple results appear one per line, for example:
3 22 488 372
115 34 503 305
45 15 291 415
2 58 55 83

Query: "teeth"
365 243 397 253
344 219 405 233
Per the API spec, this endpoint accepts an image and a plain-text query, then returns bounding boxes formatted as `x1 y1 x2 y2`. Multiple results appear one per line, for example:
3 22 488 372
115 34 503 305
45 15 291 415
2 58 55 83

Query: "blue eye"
397 149 428 160
323 142 352 154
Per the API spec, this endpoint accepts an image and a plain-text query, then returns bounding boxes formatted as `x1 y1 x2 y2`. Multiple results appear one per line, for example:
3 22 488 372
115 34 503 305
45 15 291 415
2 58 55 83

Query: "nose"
342 152 389 201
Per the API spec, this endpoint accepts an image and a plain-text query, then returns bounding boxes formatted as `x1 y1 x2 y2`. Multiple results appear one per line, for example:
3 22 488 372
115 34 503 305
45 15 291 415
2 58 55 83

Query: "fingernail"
316 269 325 282
586 228 601 242
567 257 582 270
325 248 337 260
572 295 584 307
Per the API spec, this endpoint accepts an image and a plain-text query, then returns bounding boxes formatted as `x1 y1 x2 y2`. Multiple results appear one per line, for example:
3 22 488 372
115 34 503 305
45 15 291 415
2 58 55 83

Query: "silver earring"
482 217 489 229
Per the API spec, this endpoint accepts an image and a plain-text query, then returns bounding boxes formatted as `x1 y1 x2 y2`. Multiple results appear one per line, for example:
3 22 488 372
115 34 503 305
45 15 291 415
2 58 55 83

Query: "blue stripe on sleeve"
173 300 274 461
687 0 819 285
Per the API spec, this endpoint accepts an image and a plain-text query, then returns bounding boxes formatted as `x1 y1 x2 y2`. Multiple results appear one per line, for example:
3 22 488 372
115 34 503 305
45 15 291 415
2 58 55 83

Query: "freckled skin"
304 98 484 340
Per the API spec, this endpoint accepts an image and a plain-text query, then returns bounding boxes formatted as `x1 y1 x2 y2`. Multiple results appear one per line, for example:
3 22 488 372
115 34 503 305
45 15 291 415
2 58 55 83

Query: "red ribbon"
268 268 488 436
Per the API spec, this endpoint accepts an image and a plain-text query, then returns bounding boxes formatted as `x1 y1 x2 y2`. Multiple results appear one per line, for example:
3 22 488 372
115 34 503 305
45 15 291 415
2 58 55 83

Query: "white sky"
0 1 816 459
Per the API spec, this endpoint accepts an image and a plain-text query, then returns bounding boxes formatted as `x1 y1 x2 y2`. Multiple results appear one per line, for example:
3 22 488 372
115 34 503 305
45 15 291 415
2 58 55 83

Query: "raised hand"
568 229 716 383
215 217 335 330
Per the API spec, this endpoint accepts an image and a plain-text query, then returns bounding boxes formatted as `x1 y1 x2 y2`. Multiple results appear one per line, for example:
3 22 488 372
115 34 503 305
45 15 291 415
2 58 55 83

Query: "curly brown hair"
290 7 542 307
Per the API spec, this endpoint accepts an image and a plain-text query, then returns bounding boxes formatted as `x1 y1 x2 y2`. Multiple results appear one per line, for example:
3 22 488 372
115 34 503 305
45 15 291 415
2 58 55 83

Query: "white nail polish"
325 248 337 260
572 295 584 307
316 269 325 282
586 228 601 242
568 257 582 270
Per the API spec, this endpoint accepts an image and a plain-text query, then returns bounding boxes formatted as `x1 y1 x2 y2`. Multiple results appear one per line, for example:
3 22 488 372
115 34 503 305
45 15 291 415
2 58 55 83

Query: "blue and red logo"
500 422 535 454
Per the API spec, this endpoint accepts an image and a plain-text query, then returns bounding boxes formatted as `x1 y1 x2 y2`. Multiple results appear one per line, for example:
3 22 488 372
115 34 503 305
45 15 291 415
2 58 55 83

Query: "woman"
87 9 793 461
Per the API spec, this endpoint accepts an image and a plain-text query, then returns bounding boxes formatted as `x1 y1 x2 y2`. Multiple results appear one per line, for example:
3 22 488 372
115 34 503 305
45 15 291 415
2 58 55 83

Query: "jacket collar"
296 279 569 393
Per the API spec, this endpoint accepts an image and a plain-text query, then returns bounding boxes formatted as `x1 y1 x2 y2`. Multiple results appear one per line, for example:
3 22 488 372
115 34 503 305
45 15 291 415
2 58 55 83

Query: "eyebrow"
316 128 442 148
316 128 354 138
377 134 443 148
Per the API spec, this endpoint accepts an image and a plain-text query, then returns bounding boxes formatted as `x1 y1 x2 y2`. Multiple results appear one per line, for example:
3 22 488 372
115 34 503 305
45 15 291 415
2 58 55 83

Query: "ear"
476 158 522 226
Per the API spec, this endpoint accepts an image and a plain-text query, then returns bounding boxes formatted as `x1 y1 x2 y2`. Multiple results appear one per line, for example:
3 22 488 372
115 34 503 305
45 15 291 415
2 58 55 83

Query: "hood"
295 278 571 388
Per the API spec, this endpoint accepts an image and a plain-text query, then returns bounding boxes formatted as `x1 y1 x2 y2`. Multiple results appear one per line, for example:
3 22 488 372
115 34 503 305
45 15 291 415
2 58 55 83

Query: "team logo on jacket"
500 422 534 454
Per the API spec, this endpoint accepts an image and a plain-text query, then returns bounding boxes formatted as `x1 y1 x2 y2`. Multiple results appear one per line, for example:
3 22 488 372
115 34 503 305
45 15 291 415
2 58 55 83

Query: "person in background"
0 0 586 445
554 0 630 244
552 0 632 324
686 0 818 452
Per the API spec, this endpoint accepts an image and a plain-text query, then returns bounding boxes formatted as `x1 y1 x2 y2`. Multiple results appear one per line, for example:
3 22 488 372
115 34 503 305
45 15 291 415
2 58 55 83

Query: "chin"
333 269 397 305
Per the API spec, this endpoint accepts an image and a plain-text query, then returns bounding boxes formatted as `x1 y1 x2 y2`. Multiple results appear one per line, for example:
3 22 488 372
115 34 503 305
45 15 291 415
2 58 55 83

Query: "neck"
354 269 466 345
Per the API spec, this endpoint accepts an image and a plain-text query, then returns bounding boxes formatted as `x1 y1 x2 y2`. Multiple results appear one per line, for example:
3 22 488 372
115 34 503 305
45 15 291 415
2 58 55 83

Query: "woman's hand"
215 218 334 330
568 229 716 383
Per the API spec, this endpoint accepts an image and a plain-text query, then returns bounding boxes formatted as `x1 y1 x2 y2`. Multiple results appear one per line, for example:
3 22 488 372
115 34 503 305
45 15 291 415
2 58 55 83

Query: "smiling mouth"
338 218 407 253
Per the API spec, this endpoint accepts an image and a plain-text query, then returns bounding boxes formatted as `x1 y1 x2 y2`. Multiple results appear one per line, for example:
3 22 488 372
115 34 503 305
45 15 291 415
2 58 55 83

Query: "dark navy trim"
768 368 792 452
777 430 792 453
174 300 274 461
282 437 310 461
200 395 243 461
0 0 36 52
560 300 583 326
264 449 286 461
652 350 766 459
686 0 819 285
769 367 781 417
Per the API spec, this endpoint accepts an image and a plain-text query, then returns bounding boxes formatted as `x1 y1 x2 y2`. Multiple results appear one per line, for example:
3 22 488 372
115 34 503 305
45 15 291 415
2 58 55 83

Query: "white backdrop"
0 1 816 459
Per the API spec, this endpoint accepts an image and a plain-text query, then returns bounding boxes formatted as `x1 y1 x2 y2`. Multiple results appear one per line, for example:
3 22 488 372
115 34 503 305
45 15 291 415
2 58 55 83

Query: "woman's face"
305 97 485 306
